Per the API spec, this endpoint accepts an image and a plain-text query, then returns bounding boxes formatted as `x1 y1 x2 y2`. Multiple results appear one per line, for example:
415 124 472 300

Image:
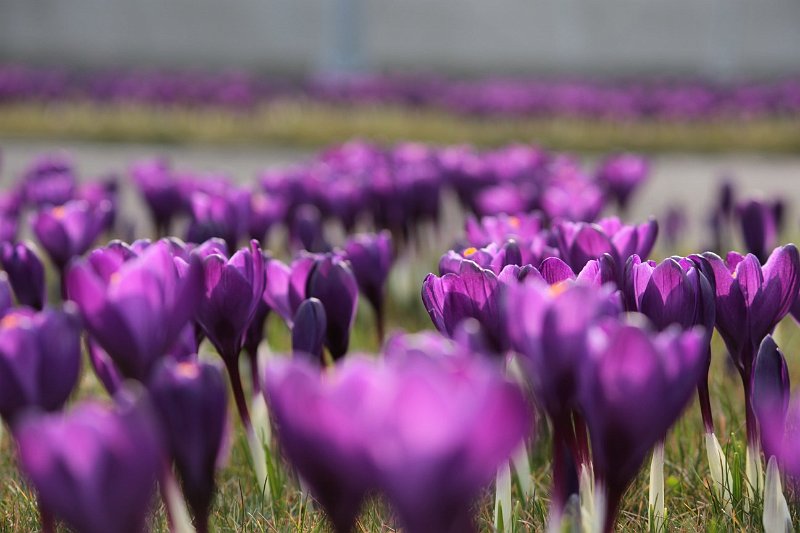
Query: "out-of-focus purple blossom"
66 239 203 382
32 199 112 271
21 152 76 208
736 198 780 263
262 255 316 327
289 204 330 253
663 206 687 249
130 158 183 236
150 359 228 533
15 389 162 533
439 240 523 276
0 273 12 316
0 305 82 425
580 320 707 531
595 153 649 212
186 188 249 252
341 231 393 342
0 241 46 309
247 191 286 244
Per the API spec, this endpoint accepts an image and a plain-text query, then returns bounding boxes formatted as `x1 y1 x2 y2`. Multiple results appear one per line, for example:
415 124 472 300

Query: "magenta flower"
32 199 112 272
594 153 649 213
130 158 182 236
291 298 327 362
66 239 203 382
342 231 393 341
752 335 790 460
737 198 780 263
580 320 707 532
15 389 162 533
21 152 76 208
306 254 359 360
0 305 82 425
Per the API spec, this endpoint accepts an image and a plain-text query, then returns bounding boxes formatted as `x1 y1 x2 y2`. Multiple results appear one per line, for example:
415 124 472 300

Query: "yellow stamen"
548 281 570 297
508 216 521 228
464 247 478 257
52 206 66 220
175 362 200 379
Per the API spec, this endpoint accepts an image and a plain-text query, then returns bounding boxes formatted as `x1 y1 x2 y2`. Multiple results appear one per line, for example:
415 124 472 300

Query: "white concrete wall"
1 0 799 78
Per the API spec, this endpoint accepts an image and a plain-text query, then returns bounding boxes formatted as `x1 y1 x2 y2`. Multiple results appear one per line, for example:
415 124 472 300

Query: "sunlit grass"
1 101 799 153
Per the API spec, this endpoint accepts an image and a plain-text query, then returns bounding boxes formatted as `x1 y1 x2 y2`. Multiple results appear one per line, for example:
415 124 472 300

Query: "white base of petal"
704 432 732 514
495 461 513 533
648 441 666 532
163 469 196 533
763 456 792 533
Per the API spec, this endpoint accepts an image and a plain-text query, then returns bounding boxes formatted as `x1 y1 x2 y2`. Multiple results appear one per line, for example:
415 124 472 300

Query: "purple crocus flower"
555 216 658 276
130 158 183 236
504 278 620 514
32 199 112 288
191 240 265 427
342 231 393 342
66 239 203 382
306 254 359 360
374 342 533 533
662 206 687 250
247 191 286 244
289 204 330 253
580 320 707 532
15 389 162 533
262 255 316 327
595 153 649 213
0 241 46 310
422 261 537 353
0 305 82 425
752 335 790 460
693 245 800 446
21 152 76 208
737 198 779 264
439 241 523 277
264 355 383 533
624 255 717 431
464 212 545 248
186 188 249 252
291 298 327 362
149 360 229 533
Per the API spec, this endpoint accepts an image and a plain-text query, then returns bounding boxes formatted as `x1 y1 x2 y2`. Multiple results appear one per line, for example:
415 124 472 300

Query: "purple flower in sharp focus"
342 231 393 342
692 246 799 445
291 298 327 362
580 320 707 532
192 240 265 427
130 158 183 236
32 199 112 271
737 198 779 264
21 152 76 208
149 360 228 533
66 239 203 382
15 389 161 533
306 254 359 360
0 241 46 309
595 153 649 212
752 335 790 460
439 240 523 276
422 260 538 353
0 305 82 425
555 216 658 275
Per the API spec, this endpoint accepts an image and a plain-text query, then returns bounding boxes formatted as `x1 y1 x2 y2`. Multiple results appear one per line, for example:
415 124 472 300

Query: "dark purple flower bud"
76 177 118 233
0 305 82 425
718 178 736 219
306 254 358 360
87 340 123 396
130 158 182 236
737 198 779 264
663 206 687 249
289 204 330 253
149 360 228 533
66 239 203 381
32 199 112 271
753 335 790 460
595 153 649 212
422 261 537 353
342 231 393 342
193 240 265 427
291 298 327 362
580 320 707 531
22 152 76 208
0 241 46 309
15 389 162 533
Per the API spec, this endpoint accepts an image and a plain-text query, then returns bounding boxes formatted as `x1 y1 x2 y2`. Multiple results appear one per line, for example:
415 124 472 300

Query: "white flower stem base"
648 441 666 532
495 461 512 533
704 432 732 514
